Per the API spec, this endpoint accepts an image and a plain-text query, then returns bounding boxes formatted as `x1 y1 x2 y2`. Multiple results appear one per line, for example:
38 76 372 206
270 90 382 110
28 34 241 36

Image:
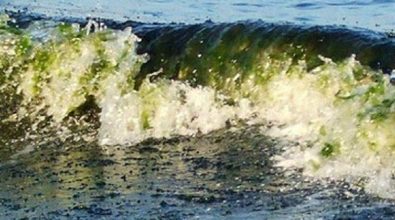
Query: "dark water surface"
1 125 394 219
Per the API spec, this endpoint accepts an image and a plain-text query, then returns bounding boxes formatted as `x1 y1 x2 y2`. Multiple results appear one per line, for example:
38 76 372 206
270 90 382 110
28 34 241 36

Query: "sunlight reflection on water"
1 0 395 32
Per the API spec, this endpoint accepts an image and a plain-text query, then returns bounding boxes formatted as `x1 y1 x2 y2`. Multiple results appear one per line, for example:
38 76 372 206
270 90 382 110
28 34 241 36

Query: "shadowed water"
1 125 395 219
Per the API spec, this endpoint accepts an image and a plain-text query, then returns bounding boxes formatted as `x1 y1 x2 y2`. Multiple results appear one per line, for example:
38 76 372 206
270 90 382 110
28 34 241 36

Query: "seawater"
2 0 395 32
1 1 395 219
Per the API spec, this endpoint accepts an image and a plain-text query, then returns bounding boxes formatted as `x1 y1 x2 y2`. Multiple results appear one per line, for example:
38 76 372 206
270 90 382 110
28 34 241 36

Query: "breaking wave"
2 14 395 198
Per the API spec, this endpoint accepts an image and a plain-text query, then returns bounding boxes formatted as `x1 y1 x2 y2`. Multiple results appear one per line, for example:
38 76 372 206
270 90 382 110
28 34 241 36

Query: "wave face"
3 14 395 198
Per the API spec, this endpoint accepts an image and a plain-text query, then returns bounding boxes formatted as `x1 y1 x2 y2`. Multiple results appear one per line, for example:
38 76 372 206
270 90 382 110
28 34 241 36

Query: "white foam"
261 57 395 199
98 79 256 145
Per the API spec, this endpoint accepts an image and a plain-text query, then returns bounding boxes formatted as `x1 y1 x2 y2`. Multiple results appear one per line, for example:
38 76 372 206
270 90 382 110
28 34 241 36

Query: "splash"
98 78 255 145
17 22 147 121
258 56 395 199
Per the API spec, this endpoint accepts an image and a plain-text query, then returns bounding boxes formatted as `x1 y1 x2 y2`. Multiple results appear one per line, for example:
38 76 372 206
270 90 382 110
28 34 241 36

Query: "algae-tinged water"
1 14 395 218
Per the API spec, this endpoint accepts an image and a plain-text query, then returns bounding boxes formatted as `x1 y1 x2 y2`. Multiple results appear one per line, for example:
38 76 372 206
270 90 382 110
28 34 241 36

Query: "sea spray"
18 22 147 121
98 78 255 145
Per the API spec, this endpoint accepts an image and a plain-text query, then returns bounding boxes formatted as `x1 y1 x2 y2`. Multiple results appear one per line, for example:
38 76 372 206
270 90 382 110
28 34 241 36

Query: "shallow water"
1 125 395 219
1 1 395 219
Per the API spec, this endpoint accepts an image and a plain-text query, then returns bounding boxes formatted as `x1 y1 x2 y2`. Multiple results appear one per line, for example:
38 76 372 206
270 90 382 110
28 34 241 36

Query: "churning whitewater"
2 14 395 200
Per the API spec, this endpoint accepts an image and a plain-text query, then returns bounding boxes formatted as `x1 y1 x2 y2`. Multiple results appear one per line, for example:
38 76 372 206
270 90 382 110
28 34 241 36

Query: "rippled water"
1 1 395 219
2 0 395 32
2 125 395 219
